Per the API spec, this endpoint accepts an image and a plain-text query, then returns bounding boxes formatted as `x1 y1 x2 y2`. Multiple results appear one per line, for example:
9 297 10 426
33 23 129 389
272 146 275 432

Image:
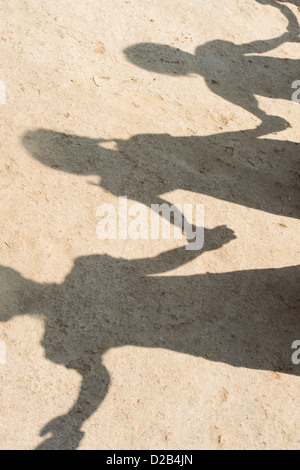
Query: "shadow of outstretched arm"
249 0 300 54
135 225 236 275
36 361 110 450
0 266 47 322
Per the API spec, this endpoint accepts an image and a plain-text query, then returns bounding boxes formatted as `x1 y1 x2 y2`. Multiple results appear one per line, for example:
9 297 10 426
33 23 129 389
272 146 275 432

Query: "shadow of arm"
141 225 236 275
241 0 299 53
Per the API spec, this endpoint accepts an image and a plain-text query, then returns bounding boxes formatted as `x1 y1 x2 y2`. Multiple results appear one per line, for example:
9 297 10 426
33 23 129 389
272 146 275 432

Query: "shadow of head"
124 43 195 76
22 129 106 176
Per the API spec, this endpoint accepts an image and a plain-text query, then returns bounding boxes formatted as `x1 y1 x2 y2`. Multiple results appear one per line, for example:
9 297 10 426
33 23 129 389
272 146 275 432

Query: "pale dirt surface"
0 0 299 450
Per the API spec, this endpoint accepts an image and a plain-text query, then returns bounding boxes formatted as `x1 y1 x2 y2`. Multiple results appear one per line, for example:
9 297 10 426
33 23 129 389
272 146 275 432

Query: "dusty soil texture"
0 0 299 450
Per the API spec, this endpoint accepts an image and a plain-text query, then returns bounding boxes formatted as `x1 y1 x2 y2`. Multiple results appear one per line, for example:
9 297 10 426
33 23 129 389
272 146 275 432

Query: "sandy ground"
0 0 299 450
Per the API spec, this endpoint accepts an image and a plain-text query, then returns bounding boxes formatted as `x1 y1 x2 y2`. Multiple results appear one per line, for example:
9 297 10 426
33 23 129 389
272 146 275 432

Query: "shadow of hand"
36 414 85 450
